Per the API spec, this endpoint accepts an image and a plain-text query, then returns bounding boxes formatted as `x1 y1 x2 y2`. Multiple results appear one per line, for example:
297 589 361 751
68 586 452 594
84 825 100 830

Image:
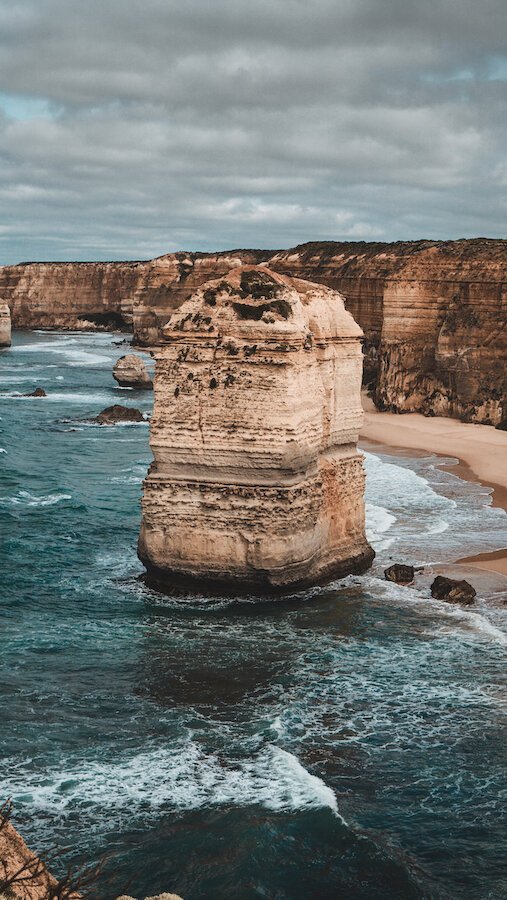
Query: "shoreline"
360 395 507 578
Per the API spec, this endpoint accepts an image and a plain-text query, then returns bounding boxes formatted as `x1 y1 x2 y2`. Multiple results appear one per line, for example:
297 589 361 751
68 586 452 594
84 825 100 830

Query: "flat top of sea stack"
162 265 363 343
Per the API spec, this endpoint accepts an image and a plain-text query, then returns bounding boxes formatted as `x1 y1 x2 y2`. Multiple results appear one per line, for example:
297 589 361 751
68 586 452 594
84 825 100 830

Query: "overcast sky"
0 0 506 263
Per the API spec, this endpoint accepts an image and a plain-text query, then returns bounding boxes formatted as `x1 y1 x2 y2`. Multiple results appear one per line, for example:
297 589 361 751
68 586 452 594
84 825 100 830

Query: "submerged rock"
24 387 46 397
113 353 152 388
384 563 415 584
431 575 476 605
96 404 145 425
138 265 374 594
0 302 11 347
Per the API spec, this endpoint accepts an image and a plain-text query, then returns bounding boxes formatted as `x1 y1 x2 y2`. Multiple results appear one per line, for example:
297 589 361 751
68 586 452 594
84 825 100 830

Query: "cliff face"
131 251 268 345
130 240 506 425
269 240 507 425
2 239 505 424
0 260 148 331
0 302 11 347
138 266 373 593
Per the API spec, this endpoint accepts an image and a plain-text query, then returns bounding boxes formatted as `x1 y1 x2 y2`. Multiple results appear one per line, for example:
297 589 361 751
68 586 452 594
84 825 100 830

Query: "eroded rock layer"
0 260 148 331
138 266 373 593
0 302 11 346
129 240 507 425
2 239 505 424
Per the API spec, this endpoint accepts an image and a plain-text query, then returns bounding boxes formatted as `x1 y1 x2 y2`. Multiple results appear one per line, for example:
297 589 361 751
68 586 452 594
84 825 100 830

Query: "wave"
3 742 341 830
1 391 115 404
0 490 72 507
365 502 396 551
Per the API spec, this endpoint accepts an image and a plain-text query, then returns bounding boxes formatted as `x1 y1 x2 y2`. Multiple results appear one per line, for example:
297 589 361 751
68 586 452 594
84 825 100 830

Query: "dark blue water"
1 331 507 899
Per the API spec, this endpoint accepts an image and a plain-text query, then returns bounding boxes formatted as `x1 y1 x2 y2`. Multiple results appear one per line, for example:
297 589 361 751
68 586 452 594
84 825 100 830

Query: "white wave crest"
1 490 71 507
4 743 340 825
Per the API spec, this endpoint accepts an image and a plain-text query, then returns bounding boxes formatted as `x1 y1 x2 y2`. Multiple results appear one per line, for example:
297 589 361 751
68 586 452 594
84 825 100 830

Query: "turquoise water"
1 331 507 899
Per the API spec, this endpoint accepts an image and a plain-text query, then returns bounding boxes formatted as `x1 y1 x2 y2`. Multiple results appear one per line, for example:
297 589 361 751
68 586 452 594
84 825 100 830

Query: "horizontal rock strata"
1 240 505 424
0 260 148 331
113 353 152 388
138 266 374 594
0 302 11 347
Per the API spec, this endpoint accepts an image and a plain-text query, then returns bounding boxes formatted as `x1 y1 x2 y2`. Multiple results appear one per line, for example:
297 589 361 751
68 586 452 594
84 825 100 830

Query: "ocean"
1 330 506 899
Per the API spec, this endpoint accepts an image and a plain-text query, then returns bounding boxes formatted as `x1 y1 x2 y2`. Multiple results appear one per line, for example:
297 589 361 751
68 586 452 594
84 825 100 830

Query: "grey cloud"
0 0 506 262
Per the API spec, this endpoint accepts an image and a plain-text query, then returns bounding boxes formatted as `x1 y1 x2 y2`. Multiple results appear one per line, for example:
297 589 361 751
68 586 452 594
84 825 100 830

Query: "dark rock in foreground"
96 404 145 425
431 575 476 605
384 563 415 584
25 387 46 397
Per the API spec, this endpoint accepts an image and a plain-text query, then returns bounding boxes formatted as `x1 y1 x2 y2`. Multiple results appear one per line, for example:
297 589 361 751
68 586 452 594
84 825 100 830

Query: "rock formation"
24 387 46 397
430 575 476 605
96 405 145 425
0 303 11 347
113 354 152 388
138 266 374 594
0 817 59 899
1 239 505 425
384 563 415 585
0 260 147 331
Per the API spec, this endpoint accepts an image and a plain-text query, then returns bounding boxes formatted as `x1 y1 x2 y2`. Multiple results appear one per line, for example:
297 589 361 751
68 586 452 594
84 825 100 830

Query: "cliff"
269 240 507 425
0 260 148 331
138 266 373 593
0 303 11 347
2 239 505 424
130 239 507 425
0 817 58 899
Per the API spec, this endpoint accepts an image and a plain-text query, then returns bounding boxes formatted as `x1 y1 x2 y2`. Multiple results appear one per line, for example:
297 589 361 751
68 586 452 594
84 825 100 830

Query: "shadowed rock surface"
431 575 477 605
113 354 153 388
96 405 145 425
138 265 374 594
384 563 415 584
24 387 46 397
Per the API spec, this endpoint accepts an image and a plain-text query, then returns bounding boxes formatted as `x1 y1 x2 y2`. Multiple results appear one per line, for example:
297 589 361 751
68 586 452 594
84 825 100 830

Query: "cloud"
0 0 505 262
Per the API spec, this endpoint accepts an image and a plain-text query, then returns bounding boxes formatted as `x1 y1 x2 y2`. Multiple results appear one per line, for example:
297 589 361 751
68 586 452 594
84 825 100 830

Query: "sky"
0 0 506 263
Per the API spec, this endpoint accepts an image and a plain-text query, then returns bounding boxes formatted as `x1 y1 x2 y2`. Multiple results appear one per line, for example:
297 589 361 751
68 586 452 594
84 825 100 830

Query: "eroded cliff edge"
113 239 507 426
138 266 374 593
0 260 148 331
2 239 505 424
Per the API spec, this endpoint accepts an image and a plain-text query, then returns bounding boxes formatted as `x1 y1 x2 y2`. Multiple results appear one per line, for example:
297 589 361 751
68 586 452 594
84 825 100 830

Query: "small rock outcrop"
96 405 145 425
0 817 58 900
116 894 183 900
113 354 152 388
24 387 46 397
431 575 476 605
384 563 415 584
0 303 11 347
138 265 374 594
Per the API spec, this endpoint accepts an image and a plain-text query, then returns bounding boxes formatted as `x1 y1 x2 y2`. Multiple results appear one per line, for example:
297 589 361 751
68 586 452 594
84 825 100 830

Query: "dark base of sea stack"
139 546 375 598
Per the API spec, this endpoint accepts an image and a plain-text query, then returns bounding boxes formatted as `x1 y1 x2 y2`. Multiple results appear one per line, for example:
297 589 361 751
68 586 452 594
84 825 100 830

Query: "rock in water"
431 575 476 605
384 563 415 584
96 404 145 424
24 386 46 397
138 266 374 594
0 302 11 347
113 353 152 388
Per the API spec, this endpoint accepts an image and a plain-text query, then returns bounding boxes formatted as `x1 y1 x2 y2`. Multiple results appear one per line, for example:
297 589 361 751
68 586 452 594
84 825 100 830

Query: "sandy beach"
360 395 507 577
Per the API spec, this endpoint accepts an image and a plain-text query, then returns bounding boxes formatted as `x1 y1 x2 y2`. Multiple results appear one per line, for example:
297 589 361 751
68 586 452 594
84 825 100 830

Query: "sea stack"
0 302 11 347
138 266 374 594
113 353 153 388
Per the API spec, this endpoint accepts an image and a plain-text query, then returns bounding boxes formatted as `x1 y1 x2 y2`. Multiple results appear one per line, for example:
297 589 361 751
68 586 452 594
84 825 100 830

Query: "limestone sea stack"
138 266 374 594
113 353 153 388
0 302 11 347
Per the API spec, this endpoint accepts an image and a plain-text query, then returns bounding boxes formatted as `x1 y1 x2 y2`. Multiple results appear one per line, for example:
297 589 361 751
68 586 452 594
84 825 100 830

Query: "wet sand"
360 395 507 577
